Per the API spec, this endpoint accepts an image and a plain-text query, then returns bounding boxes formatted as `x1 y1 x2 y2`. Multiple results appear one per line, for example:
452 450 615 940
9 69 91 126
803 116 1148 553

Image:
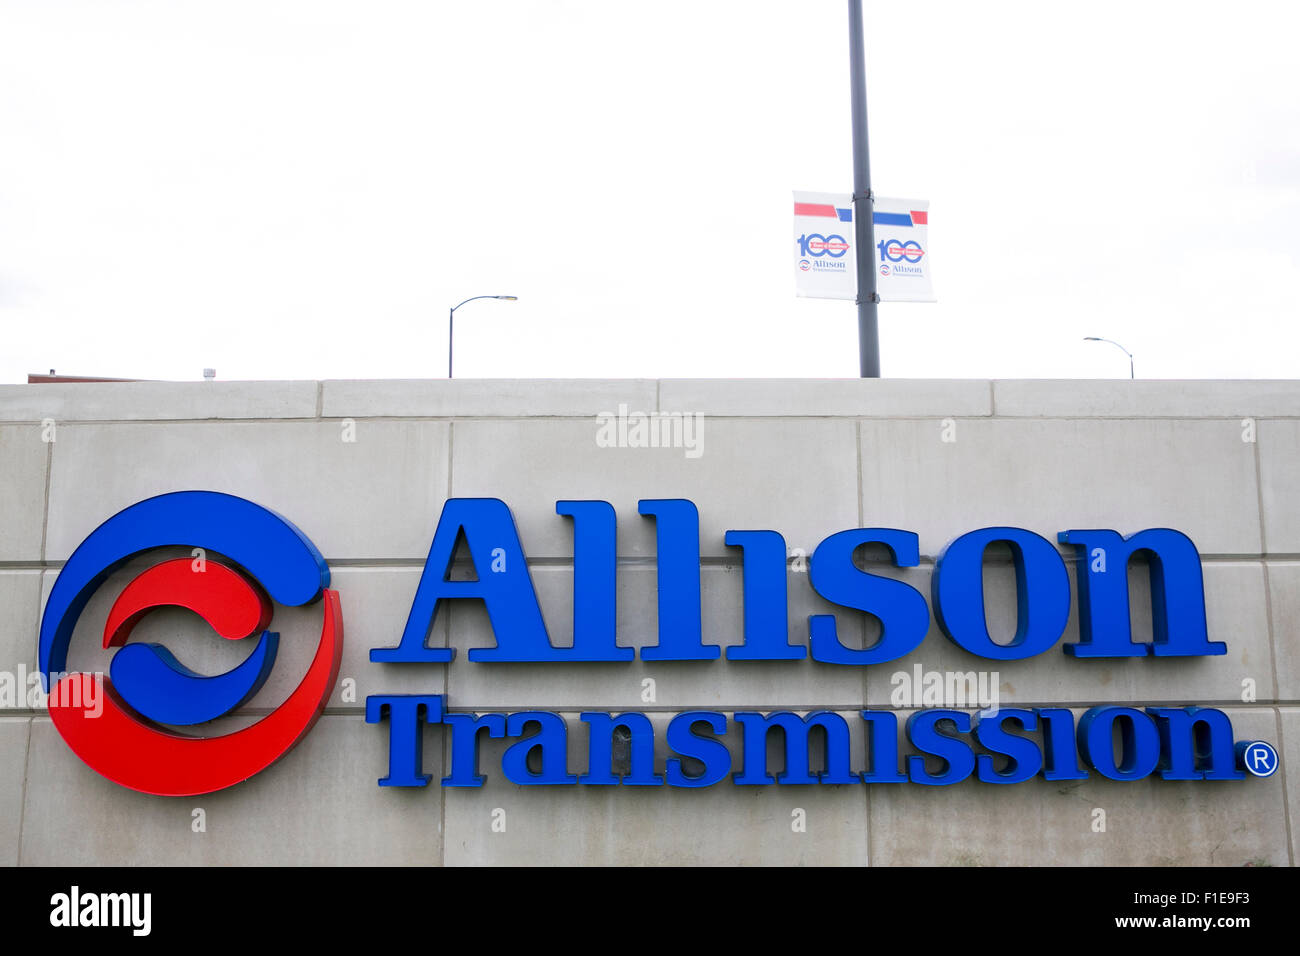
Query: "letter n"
1058 529 1222 657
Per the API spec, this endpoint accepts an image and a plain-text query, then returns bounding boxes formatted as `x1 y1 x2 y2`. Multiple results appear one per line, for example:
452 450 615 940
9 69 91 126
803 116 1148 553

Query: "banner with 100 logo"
793 191 934 303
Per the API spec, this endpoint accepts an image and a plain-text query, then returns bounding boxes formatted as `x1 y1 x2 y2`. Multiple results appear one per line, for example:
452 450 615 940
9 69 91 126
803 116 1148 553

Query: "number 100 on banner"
793 191 935 303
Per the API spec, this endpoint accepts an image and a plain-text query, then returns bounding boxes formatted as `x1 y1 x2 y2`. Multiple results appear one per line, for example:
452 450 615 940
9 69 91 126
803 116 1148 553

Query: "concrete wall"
0 377 1296 866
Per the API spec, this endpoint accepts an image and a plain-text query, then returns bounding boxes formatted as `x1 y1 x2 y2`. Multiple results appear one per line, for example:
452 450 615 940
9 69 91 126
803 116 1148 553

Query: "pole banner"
872 197 935 302
794 192 934 302
793 191 856 300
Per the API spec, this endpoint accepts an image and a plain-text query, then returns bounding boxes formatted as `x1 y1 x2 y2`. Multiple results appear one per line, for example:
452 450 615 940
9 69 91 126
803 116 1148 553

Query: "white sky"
1 0 1297 383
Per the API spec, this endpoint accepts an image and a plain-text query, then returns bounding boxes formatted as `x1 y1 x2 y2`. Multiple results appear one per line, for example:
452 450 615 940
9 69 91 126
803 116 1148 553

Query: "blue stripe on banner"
873 212 913 227
835 208 853 222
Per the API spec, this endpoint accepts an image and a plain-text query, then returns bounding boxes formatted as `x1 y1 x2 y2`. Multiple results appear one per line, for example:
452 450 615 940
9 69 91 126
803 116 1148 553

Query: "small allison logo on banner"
793 191 935 302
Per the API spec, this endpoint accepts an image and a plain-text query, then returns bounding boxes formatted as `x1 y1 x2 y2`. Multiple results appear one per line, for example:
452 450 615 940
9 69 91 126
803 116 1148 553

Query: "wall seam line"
1251 421 1280 704
15 716 32 866
442 418 454 866
856 417 872 866
1272 708 1294 866
39 435 52 564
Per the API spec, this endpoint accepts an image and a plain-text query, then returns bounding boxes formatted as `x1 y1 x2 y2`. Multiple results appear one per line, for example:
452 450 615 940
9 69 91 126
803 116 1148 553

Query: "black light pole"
848 0 880 378
448 295 517 378
1083 336 1135 379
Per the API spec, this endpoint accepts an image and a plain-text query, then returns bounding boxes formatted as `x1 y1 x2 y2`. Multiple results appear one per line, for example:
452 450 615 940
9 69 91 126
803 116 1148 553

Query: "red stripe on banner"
910 210 928 224
794 203 839 218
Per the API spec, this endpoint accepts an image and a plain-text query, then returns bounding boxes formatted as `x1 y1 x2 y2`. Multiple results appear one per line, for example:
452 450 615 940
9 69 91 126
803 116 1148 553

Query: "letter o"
1077 706 1161 781
932 527 1069 660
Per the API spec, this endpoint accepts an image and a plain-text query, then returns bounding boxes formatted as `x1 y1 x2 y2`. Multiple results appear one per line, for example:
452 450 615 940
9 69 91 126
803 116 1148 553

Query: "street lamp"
448 295 517 378
1083 336 1135 379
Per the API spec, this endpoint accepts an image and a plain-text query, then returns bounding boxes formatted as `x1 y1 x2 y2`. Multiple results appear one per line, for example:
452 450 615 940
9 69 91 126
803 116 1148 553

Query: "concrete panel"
442 709 870 865
444 565 866 710
44 420 450 561
0 718 30 864
870 708 1285 866
321 379 658 419
330 567 446 707
659 378 991 417
21 715 443 865
864 560 1274 708
0 381 318 423
1280 709 1300 865
1267 563 1300 702
0 572 41 712
451 418 860 558
994 379 1300 419
0 425 48 561
1258 420 1300 554
860 418 1261 557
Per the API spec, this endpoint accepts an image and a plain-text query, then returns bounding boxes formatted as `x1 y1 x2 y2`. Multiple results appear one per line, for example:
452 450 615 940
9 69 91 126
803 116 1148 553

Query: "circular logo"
798 258 811 271
1239 740 1279 778
879 263 890 276
803 233 850 258
38 491 343 796
880 239 925 264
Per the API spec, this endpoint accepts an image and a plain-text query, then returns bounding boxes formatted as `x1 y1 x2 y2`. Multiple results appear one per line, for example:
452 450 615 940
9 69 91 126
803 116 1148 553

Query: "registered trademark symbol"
1240 741 1279 777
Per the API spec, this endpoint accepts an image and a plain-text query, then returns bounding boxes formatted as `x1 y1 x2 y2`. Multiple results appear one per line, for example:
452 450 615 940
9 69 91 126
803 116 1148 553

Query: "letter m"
1058 529 1223 657
732 711 856 785
101 893 129 926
